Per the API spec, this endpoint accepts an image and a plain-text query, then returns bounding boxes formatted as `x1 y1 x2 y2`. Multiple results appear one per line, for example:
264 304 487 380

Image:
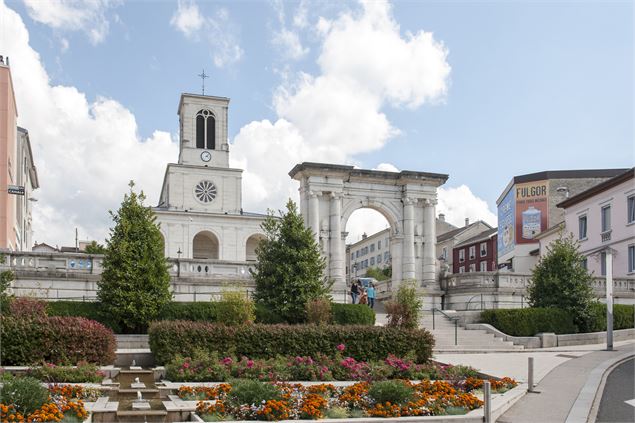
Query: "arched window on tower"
195 109 216 150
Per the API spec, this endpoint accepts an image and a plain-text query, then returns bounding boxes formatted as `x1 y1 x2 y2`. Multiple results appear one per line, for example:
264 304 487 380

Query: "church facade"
153 93 267 262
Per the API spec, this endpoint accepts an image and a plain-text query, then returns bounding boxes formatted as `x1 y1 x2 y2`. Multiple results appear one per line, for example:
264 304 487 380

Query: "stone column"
422 199 437 285
309 191 320 243
402 197 416 280
329 193 345 287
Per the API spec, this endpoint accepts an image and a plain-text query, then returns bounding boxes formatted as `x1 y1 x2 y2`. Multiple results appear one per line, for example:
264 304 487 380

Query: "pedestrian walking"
367 283 376 309
350 280 360 304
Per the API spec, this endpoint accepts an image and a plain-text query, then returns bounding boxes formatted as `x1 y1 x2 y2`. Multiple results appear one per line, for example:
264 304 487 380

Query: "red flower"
336 344 346 351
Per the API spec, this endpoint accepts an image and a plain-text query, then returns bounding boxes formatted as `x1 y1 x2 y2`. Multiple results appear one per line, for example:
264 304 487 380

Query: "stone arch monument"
289 162 448 300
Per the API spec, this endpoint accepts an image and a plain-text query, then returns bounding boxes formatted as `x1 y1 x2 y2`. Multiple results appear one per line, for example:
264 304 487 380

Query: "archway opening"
345 208 392 283
245 234 265 261
193 231 219 259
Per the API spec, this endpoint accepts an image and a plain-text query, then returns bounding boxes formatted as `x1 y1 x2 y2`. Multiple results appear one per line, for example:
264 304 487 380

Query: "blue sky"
1 0 633 245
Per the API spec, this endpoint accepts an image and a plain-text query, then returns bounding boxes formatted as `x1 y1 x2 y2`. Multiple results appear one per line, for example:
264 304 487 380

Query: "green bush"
306 298 333 325
0 376 48 415
216 291 255 326
385 282 422 329
588 303 635 332
227 379 281 407
368 380 414 405
158 302 219 322
331 303 375 325
46 301 121 332
0 316 116 365
149 321 434 365
480 308 577 336
28 362 104 383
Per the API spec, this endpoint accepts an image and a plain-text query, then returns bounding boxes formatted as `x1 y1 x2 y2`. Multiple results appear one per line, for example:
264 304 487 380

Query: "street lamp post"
606 248 614 351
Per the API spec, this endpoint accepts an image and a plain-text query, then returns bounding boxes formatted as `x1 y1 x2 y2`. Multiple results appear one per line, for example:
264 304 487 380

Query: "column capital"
421 198 437 207
329 192 342 200
309 190 322 198
403 196 416 206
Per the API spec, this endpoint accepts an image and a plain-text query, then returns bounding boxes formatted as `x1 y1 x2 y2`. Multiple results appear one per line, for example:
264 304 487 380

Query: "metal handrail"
431 307 459 345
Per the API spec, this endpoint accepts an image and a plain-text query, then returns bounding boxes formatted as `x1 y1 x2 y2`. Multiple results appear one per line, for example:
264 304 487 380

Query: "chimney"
465 218 469 227
362 232 367 240
438 213 445 222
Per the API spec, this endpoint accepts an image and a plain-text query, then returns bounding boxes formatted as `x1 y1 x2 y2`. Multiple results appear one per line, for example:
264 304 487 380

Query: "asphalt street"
596 358 635 423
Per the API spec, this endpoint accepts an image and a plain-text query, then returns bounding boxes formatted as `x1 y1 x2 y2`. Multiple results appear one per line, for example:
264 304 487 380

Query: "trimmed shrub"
216 291 255 326
9 297 47 319
480 308 577 336
158 301 219 322
227 379 282 408
149 321 434 365
331 304 375 326
46 301 121 332
589 303 635 332
28 362 104 383
0 316 116 365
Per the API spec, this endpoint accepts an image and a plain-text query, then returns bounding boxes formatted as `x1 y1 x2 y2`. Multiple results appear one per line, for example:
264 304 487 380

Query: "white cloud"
2 1 177 246
169 2 243 68
437 185 497 228
272 29 309 60
233 0 451 220
271 1 309 60
22 0 119 44
374 163 399 172
170 0 204 39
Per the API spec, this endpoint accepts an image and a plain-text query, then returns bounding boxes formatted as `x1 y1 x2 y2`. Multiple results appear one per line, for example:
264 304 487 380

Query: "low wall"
466 323 635 348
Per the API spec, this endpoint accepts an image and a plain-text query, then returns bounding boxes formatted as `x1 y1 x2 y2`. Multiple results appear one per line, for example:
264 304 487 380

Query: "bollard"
454 319 458 345
528 357 535 393
483 380 492 423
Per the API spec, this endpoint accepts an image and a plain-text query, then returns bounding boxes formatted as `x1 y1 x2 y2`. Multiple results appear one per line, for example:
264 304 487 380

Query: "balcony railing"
601 230 612 242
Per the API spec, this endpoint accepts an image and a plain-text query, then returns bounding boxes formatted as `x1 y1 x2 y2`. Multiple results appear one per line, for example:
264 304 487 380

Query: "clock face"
195 180 217 203
200 151 212 162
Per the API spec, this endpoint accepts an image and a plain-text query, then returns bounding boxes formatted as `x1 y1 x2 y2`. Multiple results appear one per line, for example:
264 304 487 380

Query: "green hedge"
149 321 434 365
45 301 373 329
589 303 635 332
0 316 116 365
331 303 375 325
480 308 577 336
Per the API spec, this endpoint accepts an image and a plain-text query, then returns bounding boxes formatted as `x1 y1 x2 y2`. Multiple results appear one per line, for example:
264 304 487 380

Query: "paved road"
596 358 635 423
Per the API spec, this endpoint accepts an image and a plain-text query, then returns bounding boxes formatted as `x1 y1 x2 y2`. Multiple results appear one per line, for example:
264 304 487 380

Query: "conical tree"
528 234 595 332
98 182 171 333
252 199 328 323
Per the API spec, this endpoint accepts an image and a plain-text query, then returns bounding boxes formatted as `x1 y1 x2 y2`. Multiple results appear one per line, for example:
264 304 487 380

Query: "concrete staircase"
421 311 524 352
374 307 523 352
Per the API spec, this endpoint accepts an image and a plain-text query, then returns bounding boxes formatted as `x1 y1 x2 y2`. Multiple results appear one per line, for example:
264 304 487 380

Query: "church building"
153 93 267 262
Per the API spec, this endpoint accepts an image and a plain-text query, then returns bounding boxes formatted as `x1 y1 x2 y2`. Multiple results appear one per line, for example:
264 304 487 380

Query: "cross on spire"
198 69 209 95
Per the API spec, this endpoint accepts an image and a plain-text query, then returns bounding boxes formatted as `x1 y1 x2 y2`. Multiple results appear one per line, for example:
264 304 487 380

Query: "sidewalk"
498 344 635 423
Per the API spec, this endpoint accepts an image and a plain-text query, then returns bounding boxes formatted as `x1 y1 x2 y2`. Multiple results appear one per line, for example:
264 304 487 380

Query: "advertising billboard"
515 180 549 244
497 188 515 257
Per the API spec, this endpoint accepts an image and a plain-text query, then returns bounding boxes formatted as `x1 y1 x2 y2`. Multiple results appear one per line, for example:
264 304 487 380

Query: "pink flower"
183 362 190 369
336 344 346 351
222 357 233 365
247 360 254 369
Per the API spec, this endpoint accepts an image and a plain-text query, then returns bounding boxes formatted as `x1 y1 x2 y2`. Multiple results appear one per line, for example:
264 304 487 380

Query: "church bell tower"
178 93 230 168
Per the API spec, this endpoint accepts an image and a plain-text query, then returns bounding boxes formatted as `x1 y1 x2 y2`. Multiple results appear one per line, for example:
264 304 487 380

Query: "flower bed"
176 378 517 420
24 362 106 384
0 381 91 423
166 351 479 382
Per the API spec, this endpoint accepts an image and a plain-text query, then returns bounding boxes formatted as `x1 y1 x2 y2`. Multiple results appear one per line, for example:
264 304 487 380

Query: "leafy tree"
528 234 595 332
85 240 107 254
364 266 391 281
252 199 328 323
98 182 171 333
